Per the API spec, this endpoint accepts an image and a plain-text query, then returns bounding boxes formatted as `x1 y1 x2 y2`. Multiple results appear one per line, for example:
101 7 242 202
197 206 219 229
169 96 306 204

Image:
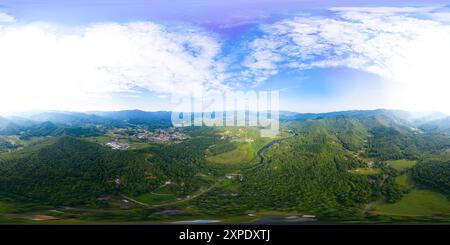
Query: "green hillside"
0 137 158 205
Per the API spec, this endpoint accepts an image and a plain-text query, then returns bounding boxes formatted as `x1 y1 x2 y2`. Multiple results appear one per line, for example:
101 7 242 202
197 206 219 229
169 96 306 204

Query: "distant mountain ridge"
279 109 447 123
5 108 448 122
1 109 449 136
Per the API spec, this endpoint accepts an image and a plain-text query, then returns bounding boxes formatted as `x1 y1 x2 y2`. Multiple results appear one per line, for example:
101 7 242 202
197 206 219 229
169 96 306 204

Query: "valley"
0 109 449 224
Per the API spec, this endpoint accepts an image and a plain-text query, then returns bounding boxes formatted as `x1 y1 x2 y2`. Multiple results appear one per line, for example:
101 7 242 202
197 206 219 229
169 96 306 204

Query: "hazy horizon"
1 108 448 118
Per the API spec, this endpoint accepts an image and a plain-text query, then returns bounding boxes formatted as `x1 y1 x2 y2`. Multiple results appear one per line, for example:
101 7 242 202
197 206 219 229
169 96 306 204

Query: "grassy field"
85 135 111 144
395 174 415 189
207 143 253 164
349 168 382 175
0 200 14 213
128 142 152 150
374 189 450 216
134 193 176 205
386 159 417 171
206 127 273 165
133 185 178 205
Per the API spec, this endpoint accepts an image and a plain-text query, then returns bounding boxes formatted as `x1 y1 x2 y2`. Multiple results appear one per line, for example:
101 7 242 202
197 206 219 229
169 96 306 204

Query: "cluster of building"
136 128 188 143
106 141 129 150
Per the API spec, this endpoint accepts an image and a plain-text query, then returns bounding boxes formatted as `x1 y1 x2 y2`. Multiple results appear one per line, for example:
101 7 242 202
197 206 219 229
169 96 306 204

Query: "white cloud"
2 7 450 113
0 21 227 112
429 12 450 22
244 7 450 113
0 12 15 23
328 6 438 14
242 38 283 85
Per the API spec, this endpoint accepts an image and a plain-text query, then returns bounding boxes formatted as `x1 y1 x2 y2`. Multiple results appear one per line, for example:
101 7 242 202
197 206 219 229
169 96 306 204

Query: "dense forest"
238 132 373 218
412 154 450 197
0 137 159 205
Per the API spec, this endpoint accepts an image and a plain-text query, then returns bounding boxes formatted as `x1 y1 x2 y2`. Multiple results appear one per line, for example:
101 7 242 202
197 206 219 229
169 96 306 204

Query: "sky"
0 0 450 114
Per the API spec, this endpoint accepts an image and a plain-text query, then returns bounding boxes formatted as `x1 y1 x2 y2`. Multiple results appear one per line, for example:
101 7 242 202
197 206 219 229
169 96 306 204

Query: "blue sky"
1 1 450 114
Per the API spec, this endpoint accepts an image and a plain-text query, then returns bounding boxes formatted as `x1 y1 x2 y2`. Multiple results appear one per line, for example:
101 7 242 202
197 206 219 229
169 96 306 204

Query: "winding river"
255 130 297 166
256 139 282 165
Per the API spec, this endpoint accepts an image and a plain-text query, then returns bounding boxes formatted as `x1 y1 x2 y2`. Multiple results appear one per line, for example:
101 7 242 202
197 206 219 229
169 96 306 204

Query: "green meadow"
349 168 382 175
386 159 417 171
207 143 254 164
395 174 415 189
374 189 450 217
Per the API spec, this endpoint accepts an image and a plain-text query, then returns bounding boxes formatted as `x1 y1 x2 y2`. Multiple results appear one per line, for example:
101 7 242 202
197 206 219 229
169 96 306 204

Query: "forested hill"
0 109 450 139
0 137 158 205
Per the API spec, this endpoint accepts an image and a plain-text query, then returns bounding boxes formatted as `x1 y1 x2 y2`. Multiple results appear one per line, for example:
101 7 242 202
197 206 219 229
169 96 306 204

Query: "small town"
136 128 188 143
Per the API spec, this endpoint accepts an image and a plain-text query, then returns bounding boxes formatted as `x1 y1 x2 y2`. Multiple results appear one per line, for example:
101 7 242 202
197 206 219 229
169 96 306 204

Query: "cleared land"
206 127 272 165
134 193 176 205
374 189 450 216
386 159 417 171
133 186 178 205
349 168 382 175
207 144 253 164
395 174 415 189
